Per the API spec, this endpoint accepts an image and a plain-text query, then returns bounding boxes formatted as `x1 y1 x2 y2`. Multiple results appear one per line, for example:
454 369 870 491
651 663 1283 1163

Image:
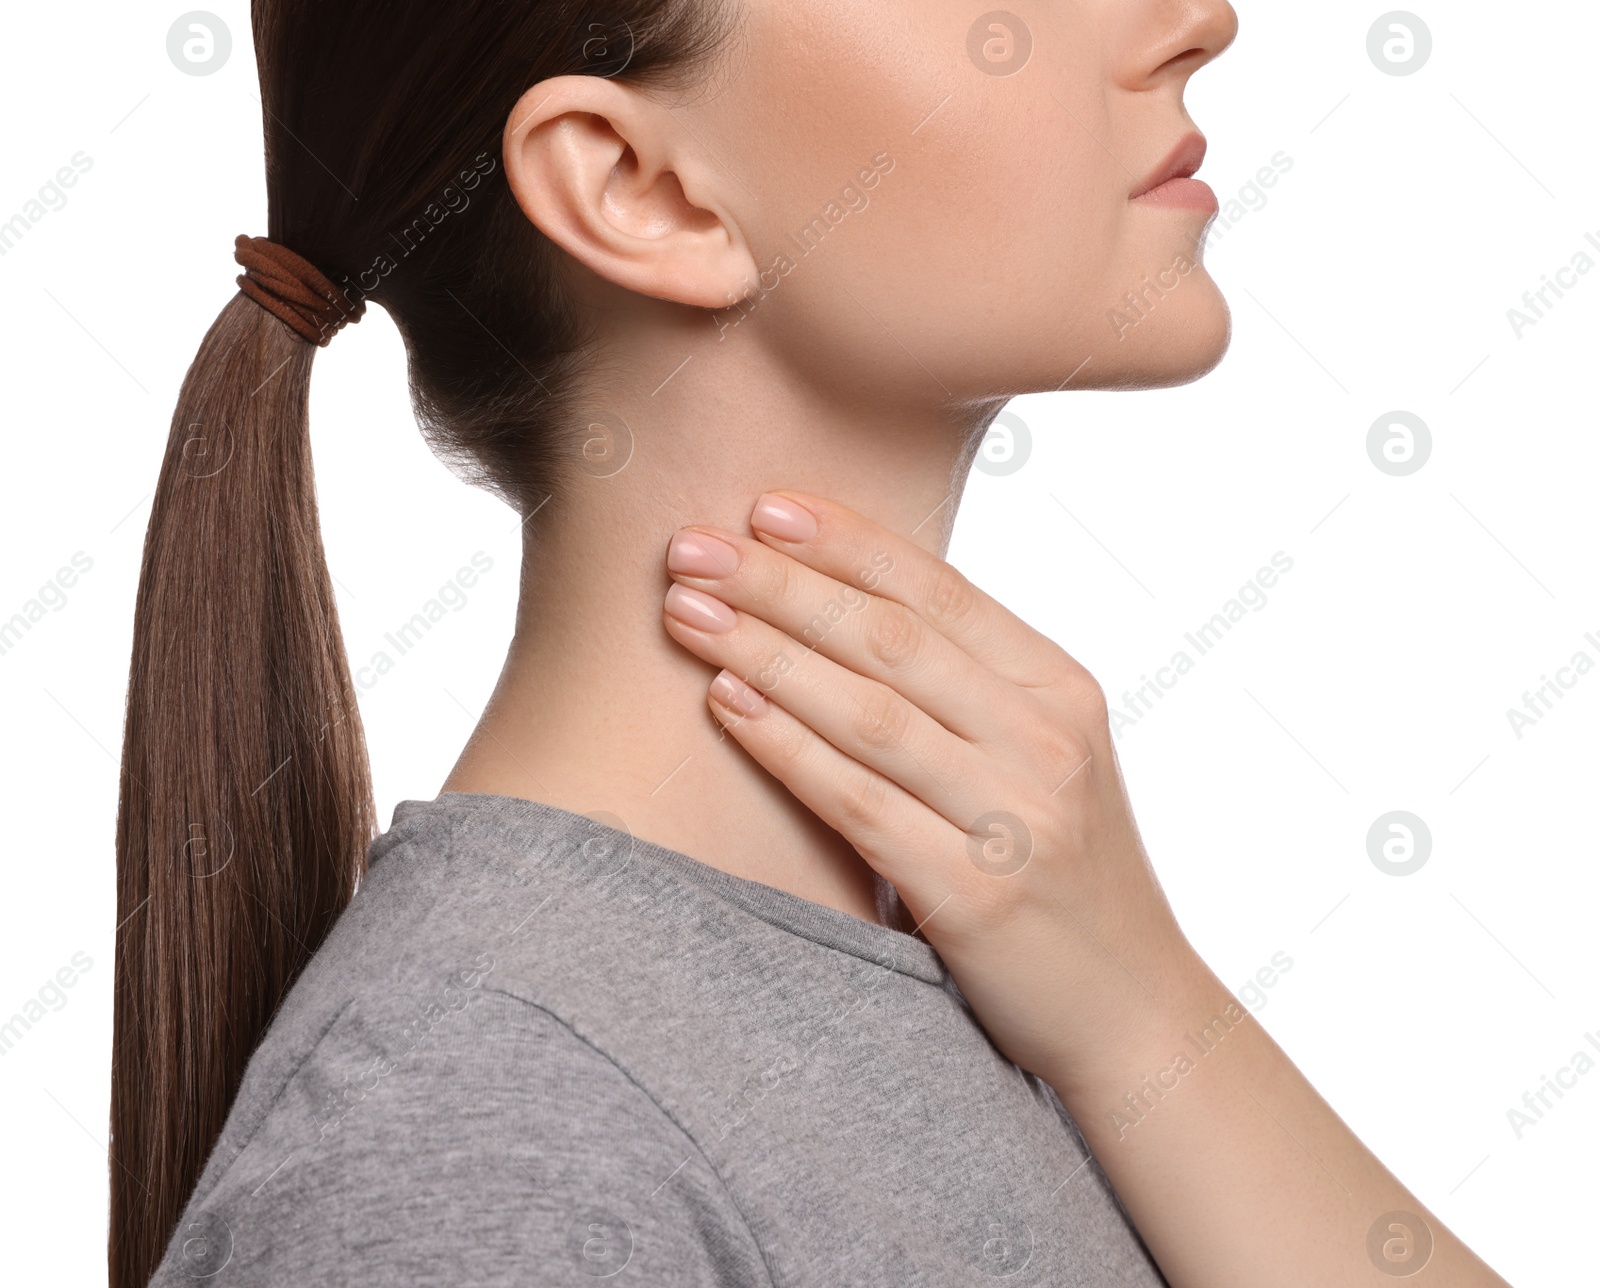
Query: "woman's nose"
1122 0 1241 88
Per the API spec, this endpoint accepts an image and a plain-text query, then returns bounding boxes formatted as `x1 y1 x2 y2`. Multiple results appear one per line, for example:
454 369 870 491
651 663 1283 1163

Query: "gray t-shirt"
151 792 1166 1286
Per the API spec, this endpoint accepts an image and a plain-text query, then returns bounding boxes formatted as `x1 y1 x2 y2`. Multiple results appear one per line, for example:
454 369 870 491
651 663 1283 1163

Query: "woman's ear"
502 75 759 310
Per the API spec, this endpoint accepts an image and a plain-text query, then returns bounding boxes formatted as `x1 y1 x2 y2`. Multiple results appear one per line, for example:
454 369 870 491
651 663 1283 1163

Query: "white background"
1 1 1592 1282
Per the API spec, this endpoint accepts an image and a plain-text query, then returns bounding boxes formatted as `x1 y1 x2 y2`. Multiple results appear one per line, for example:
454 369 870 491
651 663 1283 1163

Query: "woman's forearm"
1044 945 1510 1288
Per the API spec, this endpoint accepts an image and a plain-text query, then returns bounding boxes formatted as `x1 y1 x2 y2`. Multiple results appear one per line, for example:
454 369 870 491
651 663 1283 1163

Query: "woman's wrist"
1036 935 1237 1111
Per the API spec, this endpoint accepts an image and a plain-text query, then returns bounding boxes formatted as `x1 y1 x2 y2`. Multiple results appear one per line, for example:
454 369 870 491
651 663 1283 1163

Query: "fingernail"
751 493 818 543
667 529 740 578
710 669 767 717
665 583 737 633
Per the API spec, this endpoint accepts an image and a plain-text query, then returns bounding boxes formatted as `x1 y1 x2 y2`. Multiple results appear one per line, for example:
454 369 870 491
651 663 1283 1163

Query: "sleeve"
149 987 772 1287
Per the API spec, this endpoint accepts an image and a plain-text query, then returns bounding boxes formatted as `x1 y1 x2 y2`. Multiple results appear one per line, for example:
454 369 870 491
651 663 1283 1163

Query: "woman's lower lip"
1132 177 1219 212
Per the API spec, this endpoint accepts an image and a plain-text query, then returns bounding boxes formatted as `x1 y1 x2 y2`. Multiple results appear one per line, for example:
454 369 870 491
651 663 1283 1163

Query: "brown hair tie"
233 234 365 346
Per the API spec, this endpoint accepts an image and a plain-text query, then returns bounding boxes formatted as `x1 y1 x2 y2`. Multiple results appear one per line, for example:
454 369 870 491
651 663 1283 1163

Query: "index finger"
747 490 1071 690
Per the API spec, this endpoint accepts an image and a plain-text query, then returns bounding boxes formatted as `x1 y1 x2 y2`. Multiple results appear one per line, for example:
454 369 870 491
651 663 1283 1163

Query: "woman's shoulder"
152 969 768 1285
156 985 768 1273
147 794 773 1285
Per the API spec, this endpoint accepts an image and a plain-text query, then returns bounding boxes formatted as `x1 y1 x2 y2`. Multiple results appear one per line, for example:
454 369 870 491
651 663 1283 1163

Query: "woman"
114 1 1512 1284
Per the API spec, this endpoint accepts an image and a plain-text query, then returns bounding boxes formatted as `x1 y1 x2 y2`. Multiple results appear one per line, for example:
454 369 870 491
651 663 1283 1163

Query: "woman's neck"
442 316 993 926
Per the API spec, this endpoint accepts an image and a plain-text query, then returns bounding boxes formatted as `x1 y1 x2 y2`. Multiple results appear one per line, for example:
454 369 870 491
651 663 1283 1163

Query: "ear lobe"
502 75 758 310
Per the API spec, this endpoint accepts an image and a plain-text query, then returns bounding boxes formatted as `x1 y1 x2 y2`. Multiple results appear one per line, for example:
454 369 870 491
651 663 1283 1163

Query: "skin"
444 0 1514 1283
450 0 1235 920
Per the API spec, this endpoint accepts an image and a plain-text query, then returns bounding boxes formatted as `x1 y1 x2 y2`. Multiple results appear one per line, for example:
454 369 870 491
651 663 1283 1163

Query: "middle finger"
665 525 1015 745
661 582 999 829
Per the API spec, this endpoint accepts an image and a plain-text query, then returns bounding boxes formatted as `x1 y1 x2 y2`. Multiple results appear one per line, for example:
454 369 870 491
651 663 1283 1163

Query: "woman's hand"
661 490 1516 1288
660 489 1214 1094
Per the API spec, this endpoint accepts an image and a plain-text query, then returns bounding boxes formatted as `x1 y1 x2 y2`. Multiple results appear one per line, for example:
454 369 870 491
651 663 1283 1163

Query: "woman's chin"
1083 296 1233 391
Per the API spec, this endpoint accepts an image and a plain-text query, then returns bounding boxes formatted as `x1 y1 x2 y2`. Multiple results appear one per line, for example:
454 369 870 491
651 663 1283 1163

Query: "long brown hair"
110 3 734 1283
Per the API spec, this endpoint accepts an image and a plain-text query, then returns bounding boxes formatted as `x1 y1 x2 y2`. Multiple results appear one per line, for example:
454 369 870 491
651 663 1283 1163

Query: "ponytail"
110 291 375 1287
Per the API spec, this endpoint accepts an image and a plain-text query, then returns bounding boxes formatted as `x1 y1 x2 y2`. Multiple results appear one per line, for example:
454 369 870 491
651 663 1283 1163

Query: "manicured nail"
751 493 818 543
667 529 739 578
665 583 737 633
710 669 767 717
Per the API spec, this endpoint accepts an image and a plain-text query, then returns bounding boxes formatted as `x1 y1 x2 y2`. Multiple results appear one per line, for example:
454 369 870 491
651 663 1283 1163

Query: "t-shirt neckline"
389 791 950 988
